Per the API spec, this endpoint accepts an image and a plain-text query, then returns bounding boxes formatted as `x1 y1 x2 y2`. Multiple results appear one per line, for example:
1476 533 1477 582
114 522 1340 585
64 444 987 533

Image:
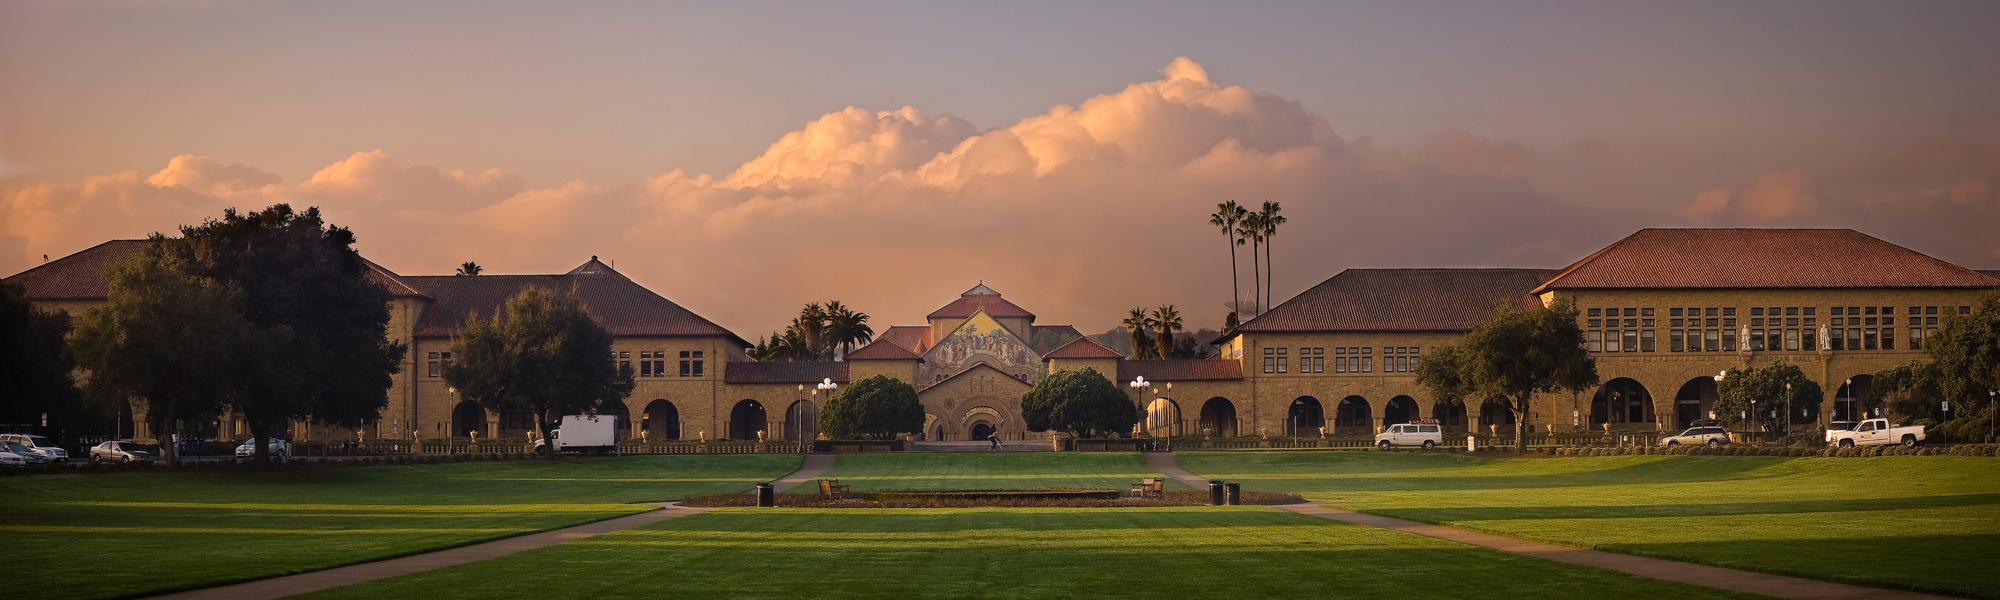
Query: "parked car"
1660 426 1731 448
90 440 156 464
1826 418 1925 448
1375 421 1444 450
0 434 67 462
0 449 26 467
234 438 291 458
3 441 49 465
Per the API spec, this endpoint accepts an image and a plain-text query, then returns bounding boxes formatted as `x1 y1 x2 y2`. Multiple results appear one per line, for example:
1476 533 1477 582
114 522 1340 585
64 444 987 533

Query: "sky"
3 0 1998 336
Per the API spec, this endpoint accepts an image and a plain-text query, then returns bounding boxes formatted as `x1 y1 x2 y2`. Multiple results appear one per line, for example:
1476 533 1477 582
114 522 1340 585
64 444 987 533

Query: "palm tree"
824 301 874 358
1209 201 1248 320
1124 307 1158 360
797 303 829 359
1238 212 1266 317
1152 304 1182 359
455 261 483 276
1259 201 1286 311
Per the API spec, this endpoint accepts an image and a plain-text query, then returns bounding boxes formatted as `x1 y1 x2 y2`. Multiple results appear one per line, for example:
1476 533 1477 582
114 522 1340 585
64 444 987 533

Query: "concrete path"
143 504 707 600
1143 452 1959 600
765 453 836 493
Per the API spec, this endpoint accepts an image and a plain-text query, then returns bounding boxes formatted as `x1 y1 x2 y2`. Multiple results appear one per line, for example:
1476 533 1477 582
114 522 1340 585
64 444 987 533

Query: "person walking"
988 432 1000 451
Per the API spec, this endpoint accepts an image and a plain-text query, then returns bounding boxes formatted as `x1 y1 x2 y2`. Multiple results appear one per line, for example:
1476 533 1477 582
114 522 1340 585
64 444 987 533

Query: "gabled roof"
406 258 748 345
1118 360 1243 382
1981 270 2000 281
843 338 922 360
723 361 848 384
360 258 430 299
923 362 1033 392
927 283 1035 320
1533 229 1999 293
880 325 932 353
1226 268 1557 339
1044 337 1124 359
3 239 144 300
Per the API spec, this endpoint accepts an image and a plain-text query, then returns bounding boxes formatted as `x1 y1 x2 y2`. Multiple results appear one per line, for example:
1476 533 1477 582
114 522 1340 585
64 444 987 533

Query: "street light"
1129 376 1151 446
1942 400 1950 449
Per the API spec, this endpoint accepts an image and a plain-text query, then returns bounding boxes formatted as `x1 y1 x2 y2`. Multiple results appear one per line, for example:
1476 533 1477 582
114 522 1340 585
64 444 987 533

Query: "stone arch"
1832 375 1873 422
641 399 680 440
1383 395 1420 428
922 413 938 441
1672 378 1719 429
450 400 486 438
727 399 767 440
1479 399 1516 433
1431 401 1467 433
1145 398 1184 437
784 399 819 441
1285 396 1324 436
1334 396 1372 434
1198 397 1239 437
1590 378 1657 430
964 405 1003 441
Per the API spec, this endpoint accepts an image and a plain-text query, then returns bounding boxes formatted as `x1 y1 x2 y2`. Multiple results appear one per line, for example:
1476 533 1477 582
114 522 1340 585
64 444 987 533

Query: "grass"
1177 451 2000 598
2 454 801 600
291 507 1762 600
802 452 1196 492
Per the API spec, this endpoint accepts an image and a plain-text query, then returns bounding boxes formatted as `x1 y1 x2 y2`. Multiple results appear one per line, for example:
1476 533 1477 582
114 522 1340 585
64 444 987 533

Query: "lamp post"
1941 400 1950 449
815 378 837 444
1129 376 1151 447
1713 371 1728 440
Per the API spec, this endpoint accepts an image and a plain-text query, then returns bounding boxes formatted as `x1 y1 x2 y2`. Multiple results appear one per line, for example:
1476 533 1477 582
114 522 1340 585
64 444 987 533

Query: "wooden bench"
1130 478 1163 498
817 478 853 500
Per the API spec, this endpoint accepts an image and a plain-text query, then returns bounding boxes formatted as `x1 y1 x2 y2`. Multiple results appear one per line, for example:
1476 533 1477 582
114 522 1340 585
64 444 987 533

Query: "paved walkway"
144 504 707 600
146 454 836 600
1141 452 1959 600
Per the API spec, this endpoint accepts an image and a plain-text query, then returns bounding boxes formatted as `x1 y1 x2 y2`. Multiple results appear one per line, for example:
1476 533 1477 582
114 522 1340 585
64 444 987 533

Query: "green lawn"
1177 451 2000 598
292 507 1761 600
804 452 1194 492
2 455 801 600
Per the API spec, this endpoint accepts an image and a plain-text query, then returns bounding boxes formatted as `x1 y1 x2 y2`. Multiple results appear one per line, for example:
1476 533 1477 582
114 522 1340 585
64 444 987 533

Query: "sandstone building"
8 228 1996 443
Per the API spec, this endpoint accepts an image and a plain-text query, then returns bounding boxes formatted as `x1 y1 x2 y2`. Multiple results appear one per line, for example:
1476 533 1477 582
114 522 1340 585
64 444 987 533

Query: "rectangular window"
1802 328 1816 351
1588 308 1602 317
1752 307 1765 316
1927 327 1938 342
618 351 630 359
1409 356 1420 370
1622 330 1638 352
1848 328 1861 350
1314 356 1325 373
1277 357 1288 373
1864 329 1877 350
1910 328 1924 350
640 360 653 377
1832 306 1844 316
654 359 665 376
619 360 630 374
1670 308 1684 316
1399 356 1410 372
1641 308 1655 317
1670 330 1684 352
1641 319 1654 327
1334 357 1345 373
1622 319 1636 328
1962 306 1973 314
1865 317 1877 326
1786 307 1799 316
1704 329 1720 352
1723 318 1736 327
428 360 440 378
1787 318 1799 326
1706 318 1719 327
1927 306 1939 315
1865 306 1878 315
1640 330 1655 352
1752 318 1764 327
1785 329 1800 351
1803 307 1816 316
679 350 692 376
1588 319 1601 327
1604 331 1619 352
1264 357 1274 374
1927 316 1938 325
1881 328 1894 350
1722 307 1737 316
1361 357 1373 372
1721 328 1736 352
1623 308 1637 317
1750 329 1765 351
1705 308 1718 317
1830 329 1844 350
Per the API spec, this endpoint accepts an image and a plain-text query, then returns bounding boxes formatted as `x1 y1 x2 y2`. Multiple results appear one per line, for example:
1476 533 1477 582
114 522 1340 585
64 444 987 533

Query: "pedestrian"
988 432 999 450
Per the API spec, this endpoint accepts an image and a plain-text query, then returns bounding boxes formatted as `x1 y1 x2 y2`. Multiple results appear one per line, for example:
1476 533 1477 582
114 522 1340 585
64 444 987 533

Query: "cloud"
6 58 1993 334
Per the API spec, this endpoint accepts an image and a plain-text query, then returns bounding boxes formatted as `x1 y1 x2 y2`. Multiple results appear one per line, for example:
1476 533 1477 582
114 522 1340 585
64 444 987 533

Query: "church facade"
8 228 1997 444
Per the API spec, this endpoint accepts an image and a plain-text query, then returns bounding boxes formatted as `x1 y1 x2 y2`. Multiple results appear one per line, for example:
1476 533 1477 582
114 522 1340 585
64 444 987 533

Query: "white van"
1376 421 1444 450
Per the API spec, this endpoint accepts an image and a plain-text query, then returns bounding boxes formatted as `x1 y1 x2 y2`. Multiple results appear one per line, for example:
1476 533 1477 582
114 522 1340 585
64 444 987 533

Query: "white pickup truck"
1826 418 1925 448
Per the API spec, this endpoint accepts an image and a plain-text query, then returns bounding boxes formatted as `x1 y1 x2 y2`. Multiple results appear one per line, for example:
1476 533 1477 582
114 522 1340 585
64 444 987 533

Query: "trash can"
1224 482 1241 506
1208 480 1225 506
756 483 775 507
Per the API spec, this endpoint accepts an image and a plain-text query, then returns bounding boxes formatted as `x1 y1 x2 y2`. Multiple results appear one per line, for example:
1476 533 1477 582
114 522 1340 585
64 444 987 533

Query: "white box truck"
537 415 621 455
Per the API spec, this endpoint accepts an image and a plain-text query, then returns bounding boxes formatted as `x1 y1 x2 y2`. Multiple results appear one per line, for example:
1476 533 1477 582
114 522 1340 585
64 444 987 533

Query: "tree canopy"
0 283 83 442
1415 298 1597 452
1021 367 1138 438
69 243 245 466
818 375 924 440
1715 361 1823 434
443 286 634 456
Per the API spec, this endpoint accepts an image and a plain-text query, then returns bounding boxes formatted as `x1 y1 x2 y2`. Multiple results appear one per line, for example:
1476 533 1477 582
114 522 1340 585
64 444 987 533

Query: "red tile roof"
880 325 933 352
406 259 748 345
1118 359 1243 381
1227 269 1557 338
1980 270 2000 281
3 239 144 300
843 338 922 360
926 283 1035 319
723 361 848 384
5 239 429 300
1533 229 1999 293
1044 337 1124 358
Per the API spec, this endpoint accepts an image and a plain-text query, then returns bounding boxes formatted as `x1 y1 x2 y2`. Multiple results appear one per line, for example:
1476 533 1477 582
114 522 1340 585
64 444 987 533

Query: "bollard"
1225 482 1241 506
1208 480 1225 506
756 483 775 507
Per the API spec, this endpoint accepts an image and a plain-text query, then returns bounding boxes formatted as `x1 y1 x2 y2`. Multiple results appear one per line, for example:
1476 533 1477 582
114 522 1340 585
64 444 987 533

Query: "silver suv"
1660 426 1731 448
0 434 66 462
